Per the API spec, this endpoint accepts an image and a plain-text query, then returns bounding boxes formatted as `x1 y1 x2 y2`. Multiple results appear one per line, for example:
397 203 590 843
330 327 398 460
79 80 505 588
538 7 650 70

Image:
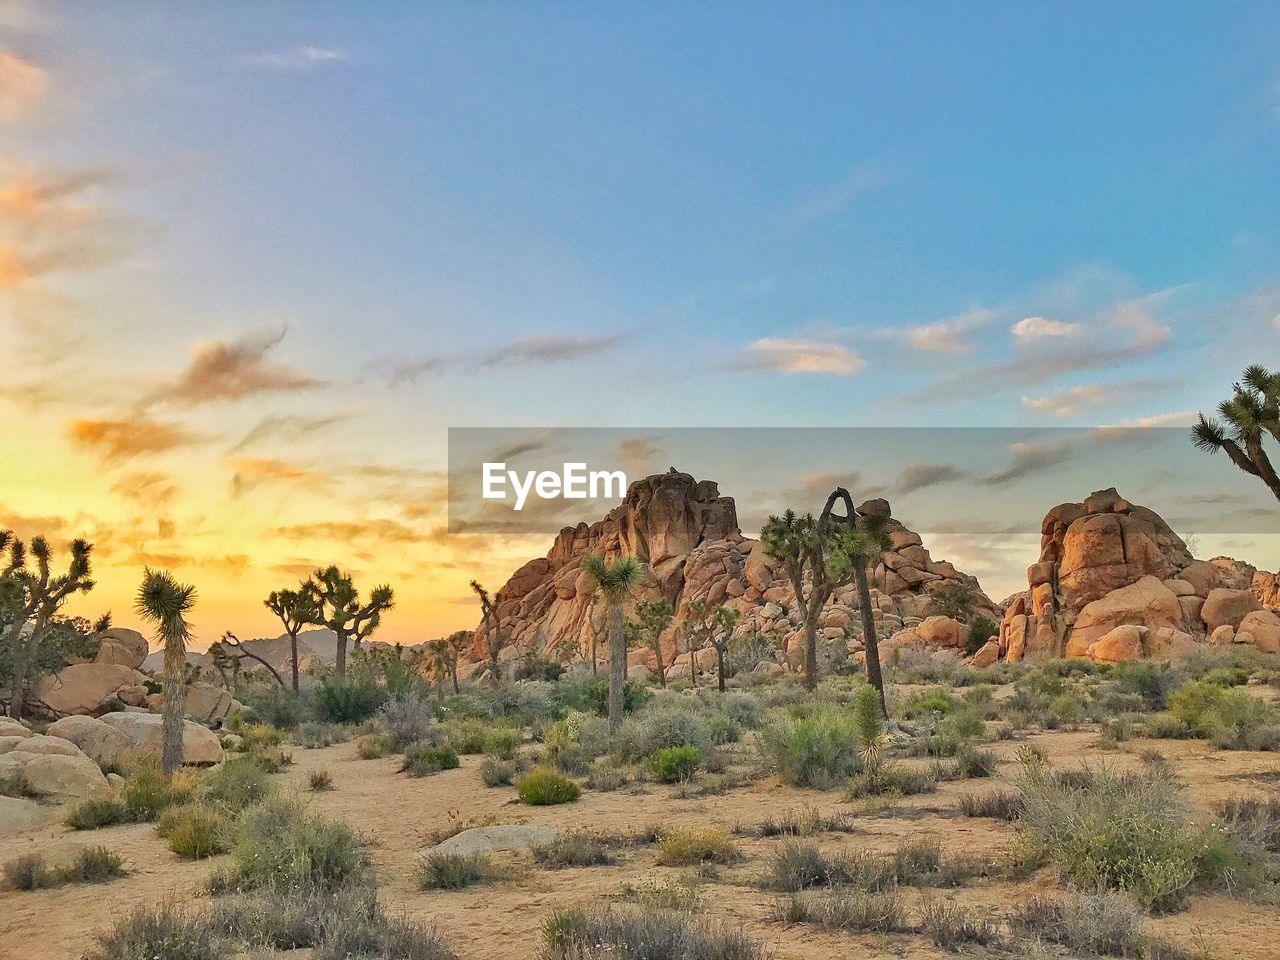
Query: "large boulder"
0 749 107 802
97 711 223 765
915 616 966 648
94 628 149 669
45 715 133 765
1201 589 1261 633
424 824 558 857
0 718 31 738
1238 609 1280 654
1066 576 1182 656
1085 624 1146 662
34 662 150 716
9 733 85 757
144 683 235 723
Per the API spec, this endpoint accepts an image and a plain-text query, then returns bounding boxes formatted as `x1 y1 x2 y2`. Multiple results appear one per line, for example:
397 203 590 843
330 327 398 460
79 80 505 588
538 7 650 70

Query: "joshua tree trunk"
288 629 300 693
802 603 821 692
652 639 666 688
607 605 625 734
716 644 727 692
334 631 348 680
6 613 48 722
590 632 598 675
450 663 460 694
161 632 186 775
854 564 887 717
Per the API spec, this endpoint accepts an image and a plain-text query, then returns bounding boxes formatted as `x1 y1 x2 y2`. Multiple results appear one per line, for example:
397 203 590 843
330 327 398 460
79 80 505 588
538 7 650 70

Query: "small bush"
157 804 231 860
294 721 349 749
66 795 128 831
1009 890 1146 957
651 745 702 783
958 789 1021 820
789 888 908 932
401 742 460 776
612 707 711 762
309 770 334 792
533 832 615 868
919 899 1000 949
356 734 391 759
4 853 51 890
583 674 649 718
756 708 860 789
378 696 436 748
91 903 223 960
199 757 272 809
656 826 738 865
417 850 493 889
239 723 285 751
845 764 936 799
543 905 764 960
517 767 581 805
5 846 125 890
212 797 368 892
247 745 294 773
314 675 386 724
953 745 999 779
482 727 520 759
242 685 310 729
480 756 519 787
740 808 855 838
121 763 195 822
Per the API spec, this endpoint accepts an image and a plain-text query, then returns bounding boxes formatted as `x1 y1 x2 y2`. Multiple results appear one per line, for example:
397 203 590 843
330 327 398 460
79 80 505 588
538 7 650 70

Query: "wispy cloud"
0 50 46 119
480 335 618 367
786 166 888 229
1011 316 1082 341
229 411 352 453
67 416 201 464
982 440 1074 486
245 46 351 72
895 462 967 495
142 329 319 408
736 337 865 376
227 456 325 498
903 308 994 355
1022 378 1172 418
110 471 179 507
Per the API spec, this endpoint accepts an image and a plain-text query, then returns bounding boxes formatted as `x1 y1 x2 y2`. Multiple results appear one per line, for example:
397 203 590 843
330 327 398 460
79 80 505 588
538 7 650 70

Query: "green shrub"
4 846 125 890
65 795 128 830
756 708 860 789
583 674 649 717
845 764 936 799
400 742 460 776
517 767 581 805
239 723 286 750
242 685 310 729
965 616 998 655
157 804 231 859
651 745 702 783
543 905 764 960
612 706 711 762
211 798 368 892
355 734 391 759
482 726 520 759
294 722 349 749
542 711 611 774
308 770 334 792
198 757 272 809
121 764 196 822
953 745 999 779
1168 680 1278 748
417 851 493 889
314 675 386 724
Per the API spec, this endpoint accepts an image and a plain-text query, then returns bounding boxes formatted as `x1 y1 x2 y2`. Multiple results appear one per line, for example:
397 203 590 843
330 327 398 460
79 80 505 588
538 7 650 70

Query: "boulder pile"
469 469 998 678
994 487 1279 663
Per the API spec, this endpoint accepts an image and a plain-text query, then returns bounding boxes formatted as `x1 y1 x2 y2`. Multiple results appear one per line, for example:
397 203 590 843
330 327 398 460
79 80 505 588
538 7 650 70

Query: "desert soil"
3 724 1279 960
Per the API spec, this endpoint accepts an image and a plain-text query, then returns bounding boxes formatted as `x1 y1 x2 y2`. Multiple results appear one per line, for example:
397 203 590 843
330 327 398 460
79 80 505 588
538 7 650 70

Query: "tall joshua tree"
264 586 317 693
304 567 394 680
136 569 196 775
761 490 889 702
820 488 891 715
428 629 469 695
3 534 94 720
469 580 503 681
582 554 643 734
686 598 738 690
1193 364 1280 503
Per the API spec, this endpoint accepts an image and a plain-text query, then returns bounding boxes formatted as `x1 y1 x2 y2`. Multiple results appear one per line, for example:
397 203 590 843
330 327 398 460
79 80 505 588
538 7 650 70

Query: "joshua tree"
264 586 317 693
2 534 95 721
820 488 891 714
706 605 740 693
136 569 196 775
1193 364 1280 502
582 553 643 734
761 491 889 702
303 567 394 680
428 629 469 695
632 599 674 687
469 580 503 681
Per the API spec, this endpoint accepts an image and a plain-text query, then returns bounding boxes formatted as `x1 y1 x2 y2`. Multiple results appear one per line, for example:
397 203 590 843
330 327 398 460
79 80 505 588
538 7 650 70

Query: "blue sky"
2 2 1279 638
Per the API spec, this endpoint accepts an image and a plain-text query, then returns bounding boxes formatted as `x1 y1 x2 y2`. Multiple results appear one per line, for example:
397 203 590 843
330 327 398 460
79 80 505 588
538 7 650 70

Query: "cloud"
1022 378 1173 418
0 51 47 119
982 441 1075 486
480 335 618 367
143 329 319 408
903 309 993 354
227 456 325 498
110 471 179 507
229 411 352 452
67 416 200 463
1011 316 1082 341
737 338 865 376
381 357 446 386
1094 409 1196 431
245 46 351 71
274 519 420 544
894 463 967 495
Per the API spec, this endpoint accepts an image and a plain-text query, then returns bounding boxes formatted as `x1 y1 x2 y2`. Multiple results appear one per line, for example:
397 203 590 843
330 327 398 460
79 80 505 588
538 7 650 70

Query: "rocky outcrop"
45 715 132 765
34 662 151 717
997 488 1279 663
97 711 223 765
470 469 996 677
0 723 109 803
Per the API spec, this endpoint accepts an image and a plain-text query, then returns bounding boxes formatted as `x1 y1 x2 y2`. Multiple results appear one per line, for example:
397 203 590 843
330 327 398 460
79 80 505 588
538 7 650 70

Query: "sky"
2 2 1279 647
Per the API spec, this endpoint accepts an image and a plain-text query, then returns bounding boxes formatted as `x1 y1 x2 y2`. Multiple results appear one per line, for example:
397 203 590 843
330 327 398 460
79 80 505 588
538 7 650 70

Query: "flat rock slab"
425 824 558 857
0 796 60 836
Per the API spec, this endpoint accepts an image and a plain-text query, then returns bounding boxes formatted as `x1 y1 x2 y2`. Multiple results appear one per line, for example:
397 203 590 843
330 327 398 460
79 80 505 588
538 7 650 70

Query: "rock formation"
995 487 1279 663
469 469 997 677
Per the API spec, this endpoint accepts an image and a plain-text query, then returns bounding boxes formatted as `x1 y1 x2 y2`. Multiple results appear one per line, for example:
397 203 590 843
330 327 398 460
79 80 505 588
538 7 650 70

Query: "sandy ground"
3 724 1279 960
